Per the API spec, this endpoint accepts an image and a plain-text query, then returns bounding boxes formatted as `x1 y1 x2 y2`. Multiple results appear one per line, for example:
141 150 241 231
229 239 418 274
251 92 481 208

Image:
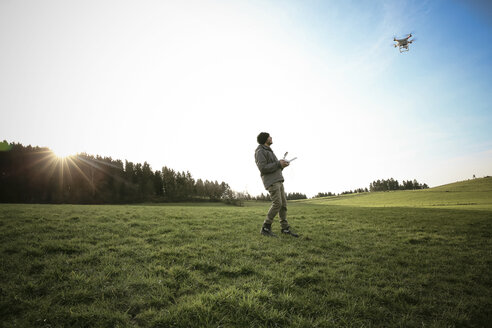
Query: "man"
255 132 298 238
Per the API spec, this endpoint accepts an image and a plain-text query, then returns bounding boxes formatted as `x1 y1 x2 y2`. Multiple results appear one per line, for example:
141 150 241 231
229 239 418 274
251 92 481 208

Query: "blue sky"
1 0 491 196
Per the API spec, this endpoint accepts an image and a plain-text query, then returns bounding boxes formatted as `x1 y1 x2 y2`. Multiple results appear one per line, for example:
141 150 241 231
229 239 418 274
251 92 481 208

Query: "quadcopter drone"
394 33 415 53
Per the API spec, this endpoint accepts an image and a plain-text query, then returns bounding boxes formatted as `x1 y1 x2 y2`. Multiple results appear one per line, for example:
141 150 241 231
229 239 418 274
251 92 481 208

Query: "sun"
52 147 74 159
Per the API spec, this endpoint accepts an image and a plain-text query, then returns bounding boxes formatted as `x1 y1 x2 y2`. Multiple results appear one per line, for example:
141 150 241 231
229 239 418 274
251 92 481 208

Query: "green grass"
302 177 492 210
1 179 491 327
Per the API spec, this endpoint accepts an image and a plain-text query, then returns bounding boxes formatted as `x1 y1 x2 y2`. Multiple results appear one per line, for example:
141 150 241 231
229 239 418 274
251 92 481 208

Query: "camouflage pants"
265 182 289 229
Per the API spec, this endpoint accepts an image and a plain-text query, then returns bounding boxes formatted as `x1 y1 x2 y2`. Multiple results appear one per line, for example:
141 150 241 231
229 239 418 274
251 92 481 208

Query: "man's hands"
279 160 290 168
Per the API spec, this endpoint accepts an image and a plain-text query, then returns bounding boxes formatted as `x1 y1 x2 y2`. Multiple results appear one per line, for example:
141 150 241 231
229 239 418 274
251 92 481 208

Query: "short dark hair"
257 132 270 145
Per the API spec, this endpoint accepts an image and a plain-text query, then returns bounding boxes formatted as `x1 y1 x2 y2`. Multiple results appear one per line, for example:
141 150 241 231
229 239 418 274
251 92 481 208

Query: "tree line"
313 178 428 198
0 141 241 204
0 141 430 204
313 189 368 198
369 178 428 191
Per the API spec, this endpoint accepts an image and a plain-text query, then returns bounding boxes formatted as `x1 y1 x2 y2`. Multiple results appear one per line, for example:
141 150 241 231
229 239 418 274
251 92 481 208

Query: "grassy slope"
1 201 491 327
302 177 492 210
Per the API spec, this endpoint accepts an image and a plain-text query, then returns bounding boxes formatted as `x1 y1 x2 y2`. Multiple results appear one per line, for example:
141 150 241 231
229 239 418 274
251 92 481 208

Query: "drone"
393 33 415 53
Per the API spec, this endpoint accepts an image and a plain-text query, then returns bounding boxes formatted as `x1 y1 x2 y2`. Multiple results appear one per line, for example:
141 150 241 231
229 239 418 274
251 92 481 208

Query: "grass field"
1 178 491 327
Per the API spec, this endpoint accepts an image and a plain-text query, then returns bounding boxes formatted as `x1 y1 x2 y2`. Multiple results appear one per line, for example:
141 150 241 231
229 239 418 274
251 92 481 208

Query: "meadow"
1 178 491 327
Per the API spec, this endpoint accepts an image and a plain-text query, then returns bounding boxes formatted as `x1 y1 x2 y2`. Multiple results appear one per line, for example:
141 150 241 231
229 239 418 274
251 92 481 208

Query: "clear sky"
1 0 491 197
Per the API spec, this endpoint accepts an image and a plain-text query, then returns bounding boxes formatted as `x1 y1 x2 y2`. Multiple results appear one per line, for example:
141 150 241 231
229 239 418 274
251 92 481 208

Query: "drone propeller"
394 32 415 39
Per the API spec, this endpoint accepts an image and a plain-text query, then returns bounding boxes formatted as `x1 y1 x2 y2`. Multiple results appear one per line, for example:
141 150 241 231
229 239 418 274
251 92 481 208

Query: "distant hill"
430 177 492 192
303 177 492 210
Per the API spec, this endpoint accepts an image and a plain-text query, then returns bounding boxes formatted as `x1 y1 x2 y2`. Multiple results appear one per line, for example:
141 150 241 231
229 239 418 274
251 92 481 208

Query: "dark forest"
0 141 240 204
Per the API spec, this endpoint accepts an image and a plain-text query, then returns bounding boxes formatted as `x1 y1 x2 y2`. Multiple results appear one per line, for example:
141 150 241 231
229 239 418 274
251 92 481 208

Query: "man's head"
257 132 272 146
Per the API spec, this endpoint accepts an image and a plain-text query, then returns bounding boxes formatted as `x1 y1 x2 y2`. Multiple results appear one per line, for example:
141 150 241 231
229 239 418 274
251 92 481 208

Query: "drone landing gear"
399 46 409 53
